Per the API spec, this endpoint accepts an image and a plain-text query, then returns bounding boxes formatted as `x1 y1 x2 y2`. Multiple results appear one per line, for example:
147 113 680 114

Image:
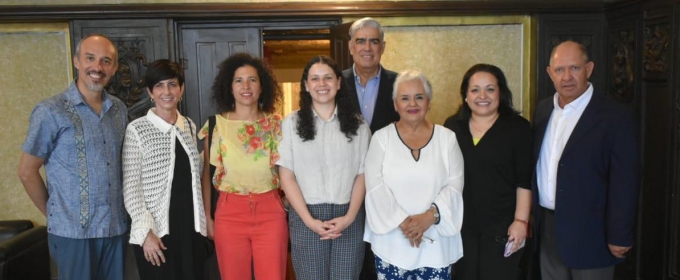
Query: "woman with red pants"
199 53 288 279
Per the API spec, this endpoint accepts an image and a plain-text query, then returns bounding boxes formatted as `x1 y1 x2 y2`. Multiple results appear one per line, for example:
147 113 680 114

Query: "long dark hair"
211 53 282 114
296 55 362 142
453 63 519 120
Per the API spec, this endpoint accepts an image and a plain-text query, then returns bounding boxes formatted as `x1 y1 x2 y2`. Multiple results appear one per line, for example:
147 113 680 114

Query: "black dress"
134 138 207 280
443 113 533 280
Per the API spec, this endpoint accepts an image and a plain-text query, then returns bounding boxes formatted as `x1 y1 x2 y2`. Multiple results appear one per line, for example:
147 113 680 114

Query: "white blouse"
277 109 371 204
364 124 464 270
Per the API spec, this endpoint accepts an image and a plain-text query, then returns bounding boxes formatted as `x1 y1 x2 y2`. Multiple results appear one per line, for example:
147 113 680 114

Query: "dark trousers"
359 243 376 280
454 226 524 280
539 208 614 280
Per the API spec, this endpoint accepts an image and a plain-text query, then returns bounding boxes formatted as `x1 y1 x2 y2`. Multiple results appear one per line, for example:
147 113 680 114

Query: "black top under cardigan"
444 113 533 233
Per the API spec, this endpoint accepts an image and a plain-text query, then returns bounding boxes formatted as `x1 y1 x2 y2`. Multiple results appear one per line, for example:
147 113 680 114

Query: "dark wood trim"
0 1 611 21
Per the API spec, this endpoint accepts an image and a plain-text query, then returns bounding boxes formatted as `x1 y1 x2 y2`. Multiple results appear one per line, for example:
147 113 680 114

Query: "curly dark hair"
296 55 363 142
452 63 519 120
211 53 282 114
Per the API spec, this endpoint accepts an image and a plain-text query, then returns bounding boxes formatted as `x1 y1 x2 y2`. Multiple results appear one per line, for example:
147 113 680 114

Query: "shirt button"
107 162 110 166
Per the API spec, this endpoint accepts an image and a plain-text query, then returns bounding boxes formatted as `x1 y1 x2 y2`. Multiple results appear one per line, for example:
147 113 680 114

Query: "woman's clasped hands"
400 211 436 248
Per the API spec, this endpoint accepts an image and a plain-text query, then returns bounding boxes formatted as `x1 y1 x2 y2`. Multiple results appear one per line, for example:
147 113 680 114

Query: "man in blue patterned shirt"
18 34 128 280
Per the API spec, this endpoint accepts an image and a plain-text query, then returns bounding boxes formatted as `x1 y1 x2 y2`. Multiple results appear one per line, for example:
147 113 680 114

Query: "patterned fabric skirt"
374 254 452 280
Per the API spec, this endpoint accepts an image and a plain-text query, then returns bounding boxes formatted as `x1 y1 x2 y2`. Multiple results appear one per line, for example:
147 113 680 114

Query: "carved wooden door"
72 19 171 121
179 27 262 128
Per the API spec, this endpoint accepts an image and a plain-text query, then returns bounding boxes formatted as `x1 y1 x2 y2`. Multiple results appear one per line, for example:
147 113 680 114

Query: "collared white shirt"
277 108 371 204
352 64 382 125
537 84 594 210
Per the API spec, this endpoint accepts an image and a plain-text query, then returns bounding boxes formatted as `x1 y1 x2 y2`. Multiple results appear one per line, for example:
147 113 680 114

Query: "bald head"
73 35 119 95
546 40 594 107
549 40 589 67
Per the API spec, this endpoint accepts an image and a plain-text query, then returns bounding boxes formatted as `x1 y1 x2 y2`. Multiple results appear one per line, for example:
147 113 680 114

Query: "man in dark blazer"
342 18 399 280
342 17 399 134
532 40 640 280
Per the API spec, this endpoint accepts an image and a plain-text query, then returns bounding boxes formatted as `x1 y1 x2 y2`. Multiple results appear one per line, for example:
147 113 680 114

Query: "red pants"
214 190 288 280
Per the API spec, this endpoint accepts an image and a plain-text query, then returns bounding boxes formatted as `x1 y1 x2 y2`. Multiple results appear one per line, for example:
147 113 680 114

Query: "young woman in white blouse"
364 70 465 279
277 55 371 279
122 59 207 279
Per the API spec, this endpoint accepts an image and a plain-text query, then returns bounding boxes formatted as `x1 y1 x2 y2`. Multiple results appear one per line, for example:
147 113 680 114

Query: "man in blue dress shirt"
18 34 128 280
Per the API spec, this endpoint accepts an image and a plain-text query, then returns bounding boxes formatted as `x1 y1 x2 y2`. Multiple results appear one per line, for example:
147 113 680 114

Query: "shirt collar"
146 108 185 133
352 64 383 83
312 106 339 122
552 83 593 111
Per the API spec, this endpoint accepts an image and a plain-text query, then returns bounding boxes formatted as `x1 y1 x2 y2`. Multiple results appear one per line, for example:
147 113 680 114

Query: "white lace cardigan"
123 109 207 245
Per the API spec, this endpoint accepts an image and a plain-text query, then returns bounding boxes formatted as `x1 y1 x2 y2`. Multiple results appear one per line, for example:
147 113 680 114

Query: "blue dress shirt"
22 81 128 239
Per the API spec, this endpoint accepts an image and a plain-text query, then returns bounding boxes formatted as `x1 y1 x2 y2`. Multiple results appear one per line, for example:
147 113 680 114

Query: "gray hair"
349 17 385 41
392 70 433 100
74 34 118 60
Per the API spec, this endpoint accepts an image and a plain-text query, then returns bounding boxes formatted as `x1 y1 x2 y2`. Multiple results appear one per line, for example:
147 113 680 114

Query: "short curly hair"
211 53 282 114
296 55 363 142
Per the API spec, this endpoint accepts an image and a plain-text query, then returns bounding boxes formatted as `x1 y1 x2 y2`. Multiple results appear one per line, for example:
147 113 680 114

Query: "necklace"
469 114 499 134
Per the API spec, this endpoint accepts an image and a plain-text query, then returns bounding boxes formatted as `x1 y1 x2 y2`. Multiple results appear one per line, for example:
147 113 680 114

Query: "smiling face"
304 62 341 106
394 79 430 123
73 36 118 95
148 78 183 112
349 27 385 73
466 71 500 118
547 41 594 107
231 65 262 109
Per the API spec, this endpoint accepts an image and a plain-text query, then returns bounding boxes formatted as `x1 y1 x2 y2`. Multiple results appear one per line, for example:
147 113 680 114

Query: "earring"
150 98 154 103
464 98 467 102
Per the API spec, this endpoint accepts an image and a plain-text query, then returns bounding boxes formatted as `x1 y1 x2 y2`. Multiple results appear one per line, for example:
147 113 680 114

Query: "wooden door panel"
330 21 353 71
180 27 261 129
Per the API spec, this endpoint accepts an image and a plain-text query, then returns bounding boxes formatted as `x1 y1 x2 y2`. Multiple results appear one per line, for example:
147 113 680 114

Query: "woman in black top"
444 64 532 280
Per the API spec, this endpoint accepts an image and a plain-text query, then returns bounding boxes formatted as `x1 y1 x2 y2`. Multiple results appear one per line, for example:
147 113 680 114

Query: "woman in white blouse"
364 70 464 279
277 55 371 279
122 59 207 279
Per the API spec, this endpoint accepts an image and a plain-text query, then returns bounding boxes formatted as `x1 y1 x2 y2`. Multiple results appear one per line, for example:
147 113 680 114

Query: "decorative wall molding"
0 1 639 21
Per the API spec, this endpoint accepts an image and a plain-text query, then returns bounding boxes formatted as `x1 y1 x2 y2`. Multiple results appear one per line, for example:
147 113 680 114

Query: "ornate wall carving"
642 24 669 73
106 39 150 120
611 29 636 104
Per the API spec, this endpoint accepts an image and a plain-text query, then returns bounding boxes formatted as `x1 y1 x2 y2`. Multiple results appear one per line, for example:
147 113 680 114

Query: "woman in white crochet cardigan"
122 59 207 279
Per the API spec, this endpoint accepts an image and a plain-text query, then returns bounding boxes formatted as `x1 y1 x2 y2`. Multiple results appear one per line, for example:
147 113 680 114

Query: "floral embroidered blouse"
199 113 282 194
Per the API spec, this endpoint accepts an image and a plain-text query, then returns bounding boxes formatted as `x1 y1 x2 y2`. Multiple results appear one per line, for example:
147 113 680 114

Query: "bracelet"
514 218 528 226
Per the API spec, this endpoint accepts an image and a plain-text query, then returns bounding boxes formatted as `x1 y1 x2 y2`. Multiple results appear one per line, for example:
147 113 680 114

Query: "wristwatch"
430 204 440 224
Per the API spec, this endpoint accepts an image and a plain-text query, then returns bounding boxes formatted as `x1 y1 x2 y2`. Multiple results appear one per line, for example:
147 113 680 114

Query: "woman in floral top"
199 53 287 280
